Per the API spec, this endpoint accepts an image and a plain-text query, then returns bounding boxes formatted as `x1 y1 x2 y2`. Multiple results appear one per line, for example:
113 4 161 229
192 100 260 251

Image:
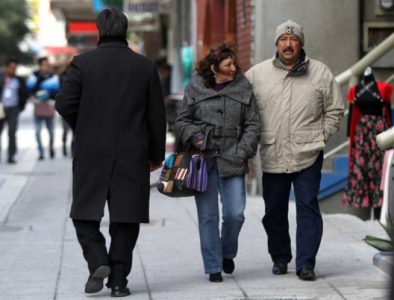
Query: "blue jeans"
34 116 54 157
195 161 246 274
262 151 323 273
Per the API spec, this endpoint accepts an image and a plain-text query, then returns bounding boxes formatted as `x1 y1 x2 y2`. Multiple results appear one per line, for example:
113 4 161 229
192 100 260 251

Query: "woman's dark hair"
96 8 128 40
196 43 239 88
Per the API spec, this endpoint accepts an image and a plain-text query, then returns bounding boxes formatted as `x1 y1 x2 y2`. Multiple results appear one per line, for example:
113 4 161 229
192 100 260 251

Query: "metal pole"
336 33 394 86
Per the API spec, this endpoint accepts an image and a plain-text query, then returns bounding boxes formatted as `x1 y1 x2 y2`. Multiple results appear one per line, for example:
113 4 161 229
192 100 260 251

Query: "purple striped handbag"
185 154 208 192
158 152 207 197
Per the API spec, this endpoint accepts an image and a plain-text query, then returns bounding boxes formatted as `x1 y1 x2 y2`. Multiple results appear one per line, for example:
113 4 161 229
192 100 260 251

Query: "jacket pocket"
260 130 276 162
293 129 325 161
308 87 324 118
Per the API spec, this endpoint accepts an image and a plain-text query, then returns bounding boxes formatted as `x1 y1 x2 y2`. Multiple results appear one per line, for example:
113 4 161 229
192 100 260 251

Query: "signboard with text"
123 0 172 14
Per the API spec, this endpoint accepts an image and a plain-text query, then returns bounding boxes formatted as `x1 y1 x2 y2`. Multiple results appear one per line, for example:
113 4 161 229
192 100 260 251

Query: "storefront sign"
123 0 172 14
127 12 160 31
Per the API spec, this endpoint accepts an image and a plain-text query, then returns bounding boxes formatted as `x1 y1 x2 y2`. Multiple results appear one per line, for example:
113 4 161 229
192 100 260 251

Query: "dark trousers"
73 220 140 288
262 151 323 273
0 107 20 160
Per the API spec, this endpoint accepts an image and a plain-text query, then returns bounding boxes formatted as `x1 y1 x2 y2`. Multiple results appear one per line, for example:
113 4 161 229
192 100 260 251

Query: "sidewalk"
0 143 390 300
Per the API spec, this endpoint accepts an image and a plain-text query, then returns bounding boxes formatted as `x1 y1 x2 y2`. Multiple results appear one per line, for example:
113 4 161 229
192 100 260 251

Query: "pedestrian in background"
56 60 72 157
176 43 260 282
26 56 59 160
0 57 28 164
56 8 166 297
245 20 345 281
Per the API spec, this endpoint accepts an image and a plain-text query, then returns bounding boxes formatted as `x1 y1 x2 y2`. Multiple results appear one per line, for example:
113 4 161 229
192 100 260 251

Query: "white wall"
252 0 360 75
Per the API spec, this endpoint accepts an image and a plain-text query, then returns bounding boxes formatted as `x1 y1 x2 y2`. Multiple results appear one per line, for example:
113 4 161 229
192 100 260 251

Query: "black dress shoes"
272 262 288 275
85 265 111 294
209 272 223 282
297 268 316 281
223 258 235 274
111 286 131 297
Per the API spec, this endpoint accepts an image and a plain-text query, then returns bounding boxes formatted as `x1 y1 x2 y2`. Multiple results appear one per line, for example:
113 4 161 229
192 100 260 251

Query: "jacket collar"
273 49 309 76
187 73 252 105
97 37 129 48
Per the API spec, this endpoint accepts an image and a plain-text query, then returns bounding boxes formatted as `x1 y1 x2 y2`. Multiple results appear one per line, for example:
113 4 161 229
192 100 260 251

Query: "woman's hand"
194 140 204 149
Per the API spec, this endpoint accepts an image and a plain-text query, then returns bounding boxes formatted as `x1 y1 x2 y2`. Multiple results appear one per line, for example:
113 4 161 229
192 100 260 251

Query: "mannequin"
342 67 393 219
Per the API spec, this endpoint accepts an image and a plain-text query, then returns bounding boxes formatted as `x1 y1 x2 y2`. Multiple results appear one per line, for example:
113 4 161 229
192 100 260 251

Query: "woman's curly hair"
196 43 239 88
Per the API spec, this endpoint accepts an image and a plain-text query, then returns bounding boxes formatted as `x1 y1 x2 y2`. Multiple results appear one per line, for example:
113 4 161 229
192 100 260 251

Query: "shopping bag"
34 102 55 118
158 152 207 197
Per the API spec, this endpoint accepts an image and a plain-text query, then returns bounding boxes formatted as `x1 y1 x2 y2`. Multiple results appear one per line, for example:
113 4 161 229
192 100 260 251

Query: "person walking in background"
176 43 260 283
26 56 59 160
56 8 166 297
0 57 28 164
245 20 345 281
57 60 73 157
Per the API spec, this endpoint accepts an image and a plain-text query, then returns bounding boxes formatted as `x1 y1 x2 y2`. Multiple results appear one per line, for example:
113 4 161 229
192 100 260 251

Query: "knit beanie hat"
275 20 304 45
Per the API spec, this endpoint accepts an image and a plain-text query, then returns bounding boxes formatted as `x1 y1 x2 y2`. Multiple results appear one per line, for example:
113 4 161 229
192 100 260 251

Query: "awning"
44 46 78 55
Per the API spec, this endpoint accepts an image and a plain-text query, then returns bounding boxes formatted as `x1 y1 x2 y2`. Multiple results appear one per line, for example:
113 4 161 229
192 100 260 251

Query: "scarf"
273 49 308 77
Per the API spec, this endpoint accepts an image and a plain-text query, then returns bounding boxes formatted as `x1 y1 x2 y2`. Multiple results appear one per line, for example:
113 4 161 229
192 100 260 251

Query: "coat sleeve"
237 93 261 160
147 65 166 163
55 57 82 131
322 72 345 143
174 92 205 147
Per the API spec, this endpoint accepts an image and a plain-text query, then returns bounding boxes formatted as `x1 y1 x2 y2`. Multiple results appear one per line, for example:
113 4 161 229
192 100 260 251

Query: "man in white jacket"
245 20 344 281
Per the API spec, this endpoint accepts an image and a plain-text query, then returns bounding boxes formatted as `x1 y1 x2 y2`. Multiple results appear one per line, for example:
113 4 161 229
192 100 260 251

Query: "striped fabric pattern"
185 155 207 192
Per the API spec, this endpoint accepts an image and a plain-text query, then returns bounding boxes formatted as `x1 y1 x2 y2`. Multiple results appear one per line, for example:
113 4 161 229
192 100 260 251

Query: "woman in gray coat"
176 43 260 282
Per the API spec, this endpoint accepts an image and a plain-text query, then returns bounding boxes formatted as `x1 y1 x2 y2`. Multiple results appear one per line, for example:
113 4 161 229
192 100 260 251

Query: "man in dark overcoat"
55 8 166 297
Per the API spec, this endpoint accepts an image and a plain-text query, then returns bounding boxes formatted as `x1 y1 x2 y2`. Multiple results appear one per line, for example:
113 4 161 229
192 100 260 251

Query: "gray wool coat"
175 73 261 178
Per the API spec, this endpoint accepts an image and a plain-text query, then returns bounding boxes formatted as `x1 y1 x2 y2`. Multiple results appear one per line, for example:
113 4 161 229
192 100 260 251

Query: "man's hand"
149 161 162 172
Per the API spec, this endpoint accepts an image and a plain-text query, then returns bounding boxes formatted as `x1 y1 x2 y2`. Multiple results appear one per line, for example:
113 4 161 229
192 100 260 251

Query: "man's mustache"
283 47 294 53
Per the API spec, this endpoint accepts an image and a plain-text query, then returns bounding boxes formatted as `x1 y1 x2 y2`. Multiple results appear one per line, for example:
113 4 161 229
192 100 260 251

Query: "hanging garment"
343 78 393 208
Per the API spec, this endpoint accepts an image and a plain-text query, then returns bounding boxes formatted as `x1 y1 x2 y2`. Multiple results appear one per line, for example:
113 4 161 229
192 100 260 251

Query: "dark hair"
5 56 18 66
96 8 128 40
38 56 48 66
196 43 239 88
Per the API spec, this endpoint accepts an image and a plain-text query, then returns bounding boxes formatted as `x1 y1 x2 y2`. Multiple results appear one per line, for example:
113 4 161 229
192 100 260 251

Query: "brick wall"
196 0 251 71
197 0 225 59
236 0 252 72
